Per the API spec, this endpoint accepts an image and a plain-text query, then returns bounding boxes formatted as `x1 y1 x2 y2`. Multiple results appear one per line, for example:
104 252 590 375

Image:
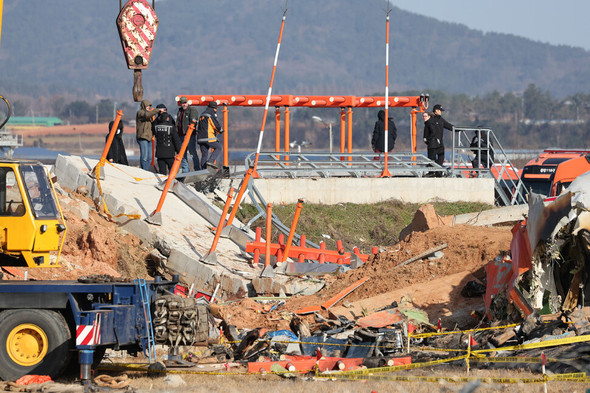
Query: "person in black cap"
197 101 223 170
175 96 200 173
423 104 454 176
106 120 129 165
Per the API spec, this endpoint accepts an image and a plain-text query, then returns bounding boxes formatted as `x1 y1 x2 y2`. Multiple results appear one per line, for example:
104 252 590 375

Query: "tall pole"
253 8 288 175
380 7 392 177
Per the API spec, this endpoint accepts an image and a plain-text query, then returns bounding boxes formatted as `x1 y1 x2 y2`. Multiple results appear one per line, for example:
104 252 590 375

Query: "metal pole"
206 187 234 256
279 198 304 263
253 9 288 174
347 107 353 162
264 203 273 268
225 166 253 228
380 8 392 177
284 106 290 163
340 107 346 161
149 122 196 220
328 123 333 154
275 107 281 159
222 104 229 169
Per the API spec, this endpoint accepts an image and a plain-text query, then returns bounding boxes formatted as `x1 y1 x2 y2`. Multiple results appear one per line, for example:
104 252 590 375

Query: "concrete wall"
249 177 495 205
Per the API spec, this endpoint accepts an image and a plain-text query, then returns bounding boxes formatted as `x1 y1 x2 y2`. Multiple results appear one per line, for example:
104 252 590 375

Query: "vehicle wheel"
0 309 73 381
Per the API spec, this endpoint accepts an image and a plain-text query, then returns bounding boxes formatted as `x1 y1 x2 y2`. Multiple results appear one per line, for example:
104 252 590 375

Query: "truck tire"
0 309 73 381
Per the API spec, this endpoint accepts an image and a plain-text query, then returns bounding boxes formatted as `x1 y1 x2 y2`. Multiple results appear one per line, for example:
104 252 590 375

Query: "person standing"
470 129 494 169
106 120 129 165
153 106 181 175
136 99 158 170
423 104 454 176
176 96 200 172
371 109 397 154
197 101 223 170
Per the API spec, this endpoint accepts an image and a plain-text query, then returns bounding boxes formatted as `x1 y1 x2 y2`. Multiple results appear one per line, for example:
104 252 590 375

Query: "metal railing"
245 151 446 178
450 127 528 205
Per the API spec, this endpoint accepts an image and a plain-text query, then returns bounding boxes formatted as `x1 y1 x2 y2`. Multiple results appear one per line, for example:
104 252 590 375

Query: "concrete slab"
217 177 496 205
453 204 528 226
53 155 322 300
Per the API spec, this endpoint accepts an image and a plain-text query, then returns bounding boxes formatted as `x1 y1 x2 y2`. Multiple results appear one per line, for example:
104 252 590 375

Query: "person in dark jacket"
106 120 129 165
470 129 494 169
197 101 223 170
371 110 397 154
136 99 158 171
176 96 200 173
153 107 181 175
423 104 454 176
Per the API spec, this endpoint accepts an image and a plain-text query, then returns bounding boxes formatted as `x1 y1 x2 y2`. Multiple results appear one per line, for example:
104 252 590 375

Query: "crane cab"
0 161 66 267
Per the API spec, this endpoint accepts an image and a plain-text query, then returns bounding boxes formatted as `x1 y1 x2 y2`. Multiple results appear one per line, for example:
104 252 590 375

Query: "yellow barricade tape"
94 165 141 221
473 334 590 354
104 160 167 182
336 354 468 376
410 323 520 339
469 356 558 364
317 372 588 384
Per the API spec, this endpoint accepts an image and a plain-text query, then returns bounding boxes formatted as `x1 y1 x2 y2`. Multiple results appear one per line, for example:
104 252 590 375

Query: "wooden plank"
394 243 448 269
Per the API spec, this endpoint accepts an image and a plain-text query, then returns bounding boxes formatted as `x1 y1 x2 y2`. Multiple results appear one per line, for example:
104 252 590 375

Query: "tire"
0 309 73 381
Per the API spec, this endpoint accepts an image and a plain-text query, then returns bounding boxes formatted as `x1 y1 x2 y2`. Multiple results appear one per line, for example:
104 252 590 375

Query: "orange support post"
98 110 124 167
253 227 262 266
225 166 253 228
411 110 418 162
274 107 281 157
340 107 346 161
284 106 290 162
279 198 303 263
206 187 234 256
147 122 196 225
347 107 353 162
222 104 229 169
265 203 272 268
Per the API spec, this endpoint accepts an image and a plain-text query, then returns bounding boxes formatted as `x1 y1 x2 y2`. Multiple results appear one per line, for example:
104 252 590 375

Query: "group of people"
371 103 492 175
106 96 224 176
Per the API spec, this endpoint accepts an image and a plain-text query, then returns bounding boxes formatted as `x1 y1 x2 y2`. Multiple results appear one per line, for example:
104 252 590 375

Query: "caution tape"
410 322 519 339
105 160 167 182
469 356 558 364
473 333 590 354
317 372 588 384
336 354 468 376
94 165 141 221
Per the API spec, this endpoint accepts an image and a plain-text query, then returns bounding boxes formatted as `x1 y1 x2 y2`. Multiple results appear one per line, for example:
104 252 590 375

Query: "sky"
393 1 590 51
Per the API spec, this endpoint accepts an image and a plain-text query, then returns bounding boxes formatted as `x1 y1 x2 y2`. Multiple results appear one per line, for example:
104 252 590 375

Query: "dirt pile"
3 190 150 281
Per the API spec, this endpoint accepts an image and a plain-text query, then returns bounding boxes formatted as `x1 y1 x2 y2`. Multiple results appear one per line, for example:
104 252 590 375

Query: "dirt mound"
284 224 512 314
398 203 453 241
6 191 150 281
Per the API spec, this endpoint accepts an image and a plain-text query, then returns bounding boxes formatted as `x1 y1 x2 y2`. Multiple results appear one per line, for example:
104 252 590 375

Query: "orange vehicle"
521 149 590 197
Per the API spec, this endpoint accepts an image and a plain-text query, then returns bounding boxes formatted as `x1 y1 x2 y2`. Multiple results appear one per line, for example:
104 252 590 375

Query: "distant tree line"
5 83 590 150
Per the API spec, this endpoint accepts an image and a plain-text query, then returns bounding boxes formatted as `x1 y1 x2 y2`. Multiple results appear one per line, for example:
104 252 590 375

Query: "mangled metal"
486 171 590 320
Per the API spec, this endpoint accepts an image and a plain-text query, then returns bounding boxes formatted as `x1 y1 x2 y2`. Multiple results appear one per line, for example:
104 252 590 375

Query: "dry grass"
116 368 589 393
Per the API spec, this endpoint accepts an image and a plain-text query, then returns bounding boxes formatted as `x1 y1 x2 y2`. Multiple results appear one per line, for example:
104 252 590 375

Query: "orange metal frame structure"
176 94 429 168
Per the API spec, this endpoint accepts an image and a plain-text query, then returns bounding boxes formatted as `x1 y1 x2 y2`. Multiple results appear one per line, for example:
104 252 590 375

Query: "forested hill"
1 0 589 100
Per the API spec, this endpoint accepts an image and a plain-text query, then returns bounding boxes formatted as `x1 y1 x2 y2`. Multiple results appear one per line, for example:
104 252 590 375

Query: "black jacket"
153 113 181 159
197 107 222 143
470 133 494 165
371 110 397 152
423 115 453 149
176 106 200 138
106 121 129 165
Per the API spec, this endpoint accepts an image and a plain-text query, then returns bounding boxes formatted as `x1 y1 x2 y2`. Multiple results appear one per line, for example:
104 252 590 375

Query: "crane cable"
0 94 12 130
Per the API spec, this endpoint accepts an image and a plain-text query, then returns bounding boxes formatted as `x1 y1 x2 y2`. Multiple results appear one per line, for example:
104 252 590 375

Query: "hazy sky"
393 1 590 51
